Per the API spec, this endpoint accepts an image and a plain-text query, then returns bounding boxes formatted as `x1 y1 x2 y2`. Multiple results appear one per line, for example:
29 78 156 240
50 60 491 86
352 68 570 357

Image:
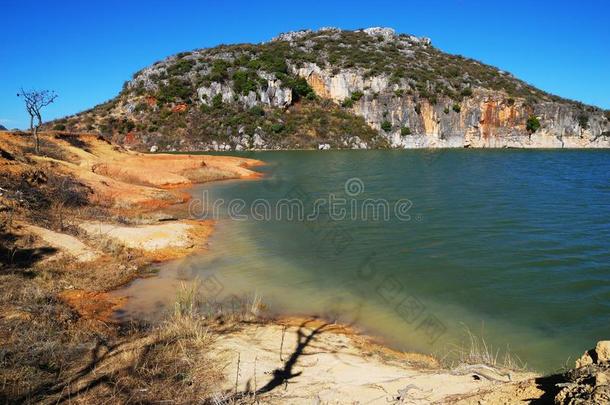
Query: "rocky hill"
55 27 610 151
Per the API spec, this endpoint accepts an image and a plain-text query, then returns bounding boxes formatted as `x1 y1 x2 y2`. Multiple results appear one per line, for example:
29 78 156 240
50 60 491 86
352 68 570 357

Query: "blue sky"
1 0 609 129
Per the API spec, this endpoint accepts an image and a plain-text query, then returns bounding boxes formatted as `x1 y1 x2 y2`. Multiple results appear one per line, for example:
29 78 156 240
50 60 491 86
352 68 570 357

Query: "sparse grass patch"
440 326 528 373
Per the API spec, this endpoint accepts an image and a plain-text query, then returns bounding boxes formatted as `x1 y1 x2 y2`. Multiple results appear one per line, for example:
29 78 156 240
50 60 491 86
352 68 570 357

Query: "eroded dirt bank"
1 131 606 404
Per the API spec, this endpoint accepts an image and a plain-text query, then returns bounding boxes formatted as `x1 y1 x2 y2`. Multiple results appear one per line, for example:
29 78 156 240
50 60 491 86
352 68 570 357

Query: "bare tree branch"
17 88 58 154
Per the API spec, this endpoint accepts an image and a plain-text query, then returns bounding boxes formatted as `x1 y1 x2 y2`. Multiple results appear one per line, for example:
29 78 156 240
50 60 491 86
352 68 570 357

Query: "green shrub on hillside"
167 58 196 76
208 59 231 82
134 102 148 113
249 105 265 116
460 88 473 97
271 123 285 133
211 94 223 109
452 103 461 113
257 45 289 74
351 91 364 101
157 78 193 104
281 76 316 100
381 120 392 132
577 113 589 129
401 126 412 135
342 98 354 108
233 70 259 95
526 115 541 133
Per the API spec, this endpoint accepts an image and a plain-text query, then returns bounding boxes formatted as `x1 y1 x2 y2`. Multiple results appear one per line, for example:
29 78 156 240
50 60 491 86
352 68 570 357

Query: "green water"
117 149 610 372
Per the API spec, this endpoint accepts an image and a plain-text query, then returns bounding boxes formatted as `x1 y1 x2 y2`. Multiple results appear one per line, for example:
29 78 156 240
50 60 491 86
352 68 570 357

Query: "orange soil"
58 290 127 322
1 131 264 322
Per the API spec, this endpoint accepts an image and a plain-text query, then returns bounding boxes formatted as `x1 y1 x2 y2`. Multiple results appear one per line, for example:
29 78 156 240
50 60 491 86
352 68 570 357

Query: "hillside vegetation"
53 27 610 150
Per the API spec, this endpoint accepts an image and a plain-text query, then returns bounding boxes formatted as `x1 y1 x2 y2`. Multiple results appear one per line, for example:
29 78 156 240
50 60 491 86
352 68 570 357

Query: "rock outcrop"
554 341 610 404
197 74 292 109
293 63 609 148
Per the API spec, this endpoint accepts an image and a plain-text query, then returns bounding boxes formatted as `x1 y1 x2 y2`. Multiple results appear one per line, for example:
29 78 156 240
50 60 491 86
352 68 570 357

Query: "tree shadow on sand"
256 320 332 395
218 318 347 404
0 230 57 275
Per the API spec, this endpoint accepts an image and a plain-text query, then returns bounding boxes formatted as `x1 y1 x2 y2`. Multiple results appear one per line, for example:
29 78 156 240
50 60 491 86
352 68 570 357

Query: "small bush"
166 58 196 77
460 88 473 97
257 46 289 74
401 126 412 135
249 105 265 116
452 103 461 113
577 113 589 129
283 76 315 100
211 94 223 109
351 91 364 101
157 78 193 104
342 98 354 108
208 59 231 82
52 124 66 131
526 115 541 133
232 70 259 95
271 123 285 133
134 102 148 113
381 120 392 132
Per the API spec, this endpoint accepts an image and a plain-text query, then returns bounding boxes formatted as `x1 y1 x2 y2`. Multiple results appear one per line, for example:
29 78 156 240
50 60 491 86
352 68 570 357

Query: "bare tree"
17 88 58 154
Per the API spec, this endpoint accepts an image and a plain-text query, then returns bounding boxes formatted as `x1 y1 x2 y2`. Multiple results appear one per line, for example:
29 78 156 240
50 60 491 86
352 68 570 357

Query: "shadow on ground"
0 230 57 274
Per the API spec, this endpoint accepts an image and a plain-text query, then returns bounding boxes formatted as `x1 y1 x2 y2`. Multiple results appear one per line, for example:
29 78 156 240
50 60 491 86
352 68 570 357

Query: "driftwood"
450 363 512 382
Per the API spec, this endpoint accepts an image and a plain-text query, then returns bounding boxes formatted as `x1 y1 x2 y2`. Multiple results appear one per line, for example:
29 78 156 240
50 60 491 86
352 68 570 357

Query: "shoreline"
2 131 601 403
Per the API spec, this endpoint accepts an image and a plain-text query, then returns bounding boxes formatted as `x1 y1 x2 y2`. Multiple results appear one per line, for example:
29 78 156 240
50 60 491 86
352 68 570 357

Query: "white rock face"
361 27 396 40
271 29 312 43
198 82 235 105
252 133 266 148
259 73 293 107
318 143 331 150
292 63 610 149
596 341 610 363
198 78 291 108
292 63 389 105
345 136 368 149
149 145 158 153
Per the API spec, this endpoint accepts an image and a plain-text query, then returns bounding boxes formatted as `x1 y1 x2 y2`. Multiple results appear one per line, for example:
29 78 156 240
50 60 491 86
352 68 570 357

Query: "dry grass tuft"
440 325 527 372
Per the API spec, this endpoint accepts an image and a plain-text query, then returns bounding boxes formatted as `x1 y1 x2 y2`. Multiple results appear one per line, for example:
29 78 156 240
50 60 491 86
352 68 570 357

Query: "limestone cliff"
57 27 610 151
294 62 609 148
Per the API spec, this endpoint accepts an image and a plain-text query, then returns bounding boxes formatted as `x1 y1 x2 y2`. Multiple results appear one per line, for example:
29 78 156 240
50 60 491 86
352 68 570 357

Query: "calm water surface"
115 149 610 372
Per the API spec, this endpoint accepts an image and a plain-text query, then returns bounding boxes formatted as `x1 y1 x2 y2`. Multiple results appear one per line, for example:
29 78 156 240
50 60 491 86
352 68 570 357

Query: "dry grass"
0 263 228 404
440 325 528 372
0 246 266 404
174 279 202 317
0 132 267 403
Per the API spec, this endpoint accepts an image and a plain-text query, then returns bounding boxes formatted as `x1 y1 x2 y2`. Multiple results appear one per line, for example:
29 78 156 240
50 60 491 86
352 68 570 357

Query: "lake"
115 149 610 372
